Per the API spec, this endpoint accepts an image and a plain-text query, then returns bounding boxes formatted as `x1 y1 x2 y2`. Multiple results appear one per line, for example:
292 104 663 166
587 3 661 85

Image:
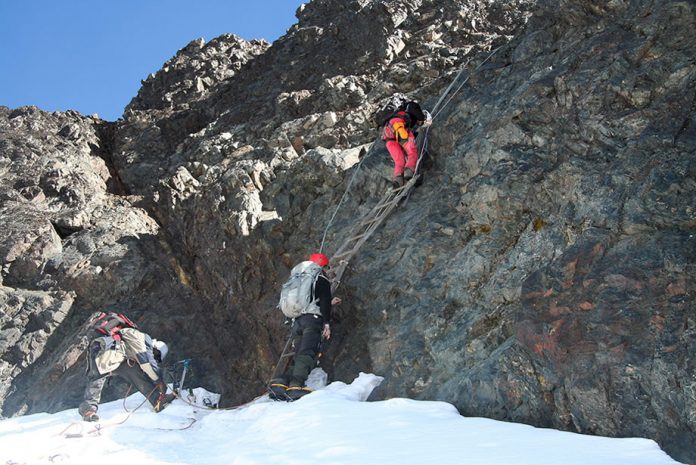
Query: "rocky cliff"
0 0 694 463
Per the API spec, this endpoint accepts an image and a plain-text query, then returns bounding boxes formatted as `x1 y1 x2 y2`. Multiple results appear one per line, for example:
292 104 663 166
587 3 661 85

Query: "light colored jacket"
92 328 162 382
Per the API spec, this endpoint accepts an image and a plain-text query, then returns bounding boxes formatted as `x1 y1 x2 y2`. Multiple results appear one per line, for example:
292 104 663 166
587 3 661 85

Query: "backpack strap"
115 313 137 328
92 312 137 341
301 271 323 316
382 111 412 141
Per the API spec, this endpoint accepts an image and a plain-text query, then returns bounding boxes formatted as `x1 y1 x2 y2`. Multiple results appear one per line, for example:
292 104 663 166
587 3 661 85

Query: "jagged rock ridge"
0 1 694 463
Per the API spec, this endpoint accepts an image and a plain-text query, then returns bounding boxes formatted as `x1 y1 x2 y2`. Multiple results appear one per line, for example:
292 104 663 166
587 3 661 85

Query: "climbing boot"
82 410 99 422
392 175 404 189
154 393 176 412
403 168 414 180
286 386 313 401
269 383 291 401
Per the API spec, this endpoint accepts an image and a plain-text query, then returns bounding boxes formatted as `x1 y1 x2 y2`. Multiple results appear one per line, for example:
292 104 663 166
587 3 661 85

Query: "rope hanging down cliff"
267 46 505 397
318 45 503 268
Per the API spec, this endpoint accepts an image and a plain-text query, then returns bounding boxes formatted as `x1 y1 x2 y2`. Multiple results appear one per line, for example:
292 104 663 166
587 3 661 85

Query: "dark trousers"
284 314 323 387
79 344 161 416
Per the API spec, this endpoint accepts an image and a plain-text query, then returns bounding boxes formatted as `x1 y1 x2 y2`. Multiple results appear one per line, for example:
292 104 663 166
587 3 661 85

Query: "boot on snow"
82 410 99 422
268 383 292 402
154 393 176 412
286 386 313 401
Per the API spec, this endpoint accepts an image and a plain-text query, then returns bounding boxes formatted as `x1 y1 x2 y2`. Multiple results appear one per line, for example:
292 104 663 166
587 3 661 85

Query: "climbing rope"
91 388 195 434
270 45 507 393
429 57 472 120
57 422 85 439
318 45 503 259
319 143 379 253
170 388 266 411
161 359 265 411
268 327 295 385
153 417 197 431
90 385 155 434
58 385 155 438
430 45 503 121
122 384 137 412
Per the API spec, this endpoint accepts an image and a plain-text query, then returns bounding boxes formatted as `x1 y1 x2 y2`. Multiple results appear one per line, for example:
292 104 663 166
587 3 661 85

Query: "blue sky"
0 1 305 121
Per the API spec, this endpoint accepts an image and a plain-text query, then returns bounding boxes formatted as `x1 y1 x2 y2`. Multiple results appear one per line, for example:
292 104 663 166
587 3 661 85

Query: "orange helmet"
309 253 329 267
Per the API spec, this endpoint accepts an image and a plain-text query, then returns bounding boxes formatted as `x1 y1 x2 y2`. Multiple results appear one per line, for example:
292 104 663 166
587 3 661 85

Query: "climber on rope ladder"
381 100 432 189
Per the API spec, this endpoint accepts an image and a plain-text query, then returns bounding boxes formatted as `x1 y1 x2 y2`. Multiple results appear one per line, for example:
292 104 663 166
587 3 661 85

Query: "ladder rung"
327 177 419 295
337 209 393 248
373 192 398 207
348 225 377 243
374 197 399 210
362 216 384 227
393 183 412 193
334 222 383 254
358 216 382 227
379 194 406 208
372 201 391 211
346 231 369 242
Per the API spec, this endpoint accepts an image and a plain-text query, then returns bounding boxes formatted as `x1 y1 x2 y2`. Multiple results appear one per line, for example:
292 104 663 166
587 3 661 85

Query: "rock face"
1 0 694 463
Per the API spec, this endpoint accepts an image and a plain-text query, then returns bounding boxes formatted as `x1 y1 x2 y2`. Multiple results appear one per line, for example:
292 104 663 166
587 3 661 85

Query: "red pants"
385 135 418 177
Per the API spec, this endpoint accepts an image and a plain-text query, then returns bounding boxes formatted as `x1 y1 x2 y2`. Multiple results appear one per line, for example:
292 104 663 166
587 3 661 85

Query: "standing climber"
78 312 175 421
271 253 341 400
381 100 432 188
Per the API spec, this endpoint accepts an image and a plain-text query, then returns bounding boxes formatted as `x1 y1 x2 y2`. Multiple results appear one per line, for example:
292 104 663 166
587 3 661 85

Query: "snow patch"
0 373 683 465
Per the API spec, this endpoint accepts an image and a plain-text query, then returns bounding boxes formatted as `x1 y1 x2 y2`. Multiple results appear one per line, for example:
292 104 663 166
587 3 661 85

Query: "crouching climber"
381 100 432 189
78 312 175 421
271 253 341 400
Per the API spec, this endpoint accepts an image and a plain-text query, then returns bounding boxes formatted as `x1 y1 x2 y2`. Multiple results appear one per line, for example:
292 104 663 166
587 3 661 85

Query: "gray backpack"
278 261 322 318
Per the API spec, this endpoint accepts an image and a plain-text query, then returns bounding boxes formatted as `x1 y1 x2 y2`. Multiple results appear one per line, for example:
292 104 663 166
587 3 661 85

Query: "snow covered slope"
0 373 682 465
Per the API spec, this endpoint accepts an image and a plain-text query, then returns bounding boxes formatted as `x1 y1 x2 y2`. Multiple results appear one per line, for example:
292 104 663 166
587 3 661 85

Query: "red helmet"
309 253 329 267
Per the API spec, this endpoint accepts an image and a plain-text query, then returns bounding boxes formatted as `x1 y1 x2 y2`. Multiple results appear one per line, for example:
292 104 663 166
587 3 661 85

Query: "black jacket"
313 274 332 324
